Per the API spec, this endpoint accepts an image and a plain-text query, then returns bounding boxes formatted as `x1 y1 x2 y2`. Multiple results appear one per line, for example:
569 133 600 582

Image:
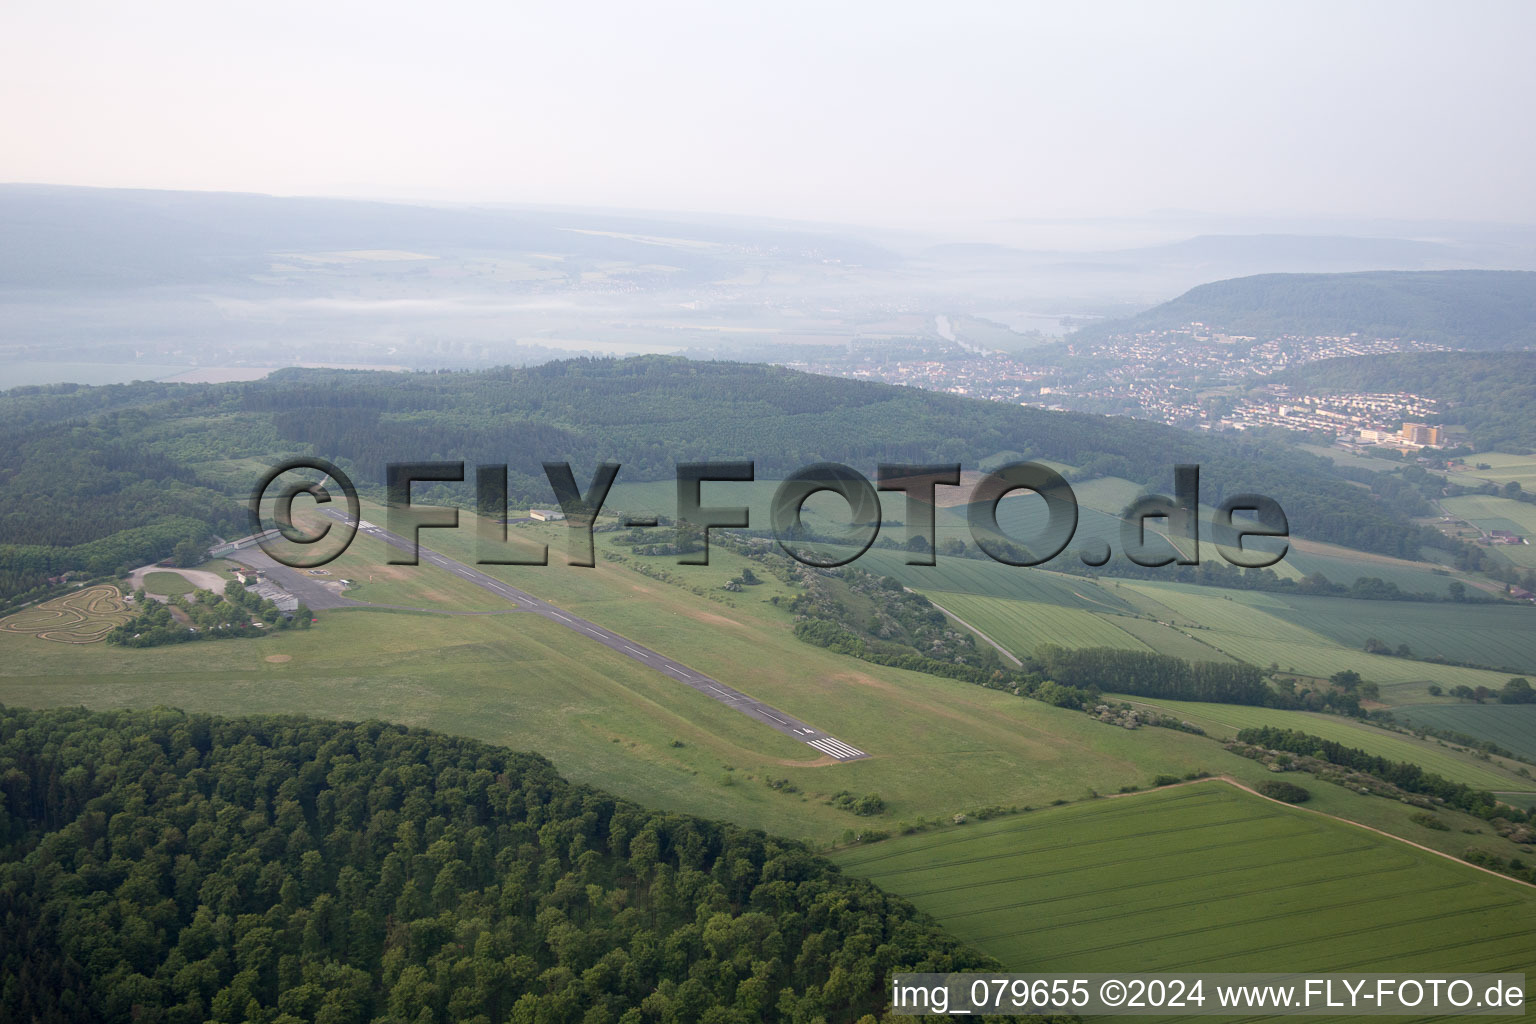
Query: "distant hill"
1273 350 1536 451
0 184 897 290
1074 270 1536 349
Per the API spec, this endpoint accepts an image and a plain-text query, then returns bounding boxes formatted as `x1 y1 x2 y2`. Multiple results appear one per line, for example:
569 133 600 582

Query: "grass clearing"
140 571 199 597
832 782 1536 982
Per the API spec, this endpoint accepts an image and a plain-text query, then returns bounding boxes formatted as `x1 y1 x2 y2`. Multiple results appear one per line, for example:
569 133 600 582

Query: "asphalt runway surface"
275 509 871 761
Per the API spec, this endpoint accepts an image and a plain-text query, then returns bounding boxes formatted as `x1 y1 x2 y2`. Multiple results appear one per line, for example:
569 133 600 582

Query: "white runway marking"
809 737 866 759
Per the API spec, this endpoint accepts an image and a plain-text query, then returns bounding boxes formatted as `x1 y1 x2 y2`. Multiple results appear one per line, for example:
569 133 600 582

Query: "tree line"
1032 645 1271 705
1234 725 1532 826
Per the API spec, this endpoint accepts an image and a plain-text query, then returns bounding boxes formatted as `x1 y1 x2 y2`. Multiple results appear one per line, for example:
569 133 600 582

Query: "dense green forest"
0 706 1009 1024
1076 270 1536 348
0 356 1447 608
1272 351 1536 451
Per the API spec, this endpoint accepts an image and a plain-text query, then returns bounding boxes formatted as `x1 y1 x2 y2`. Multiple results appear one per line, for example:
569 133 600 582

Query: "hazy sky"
4 0 1535 228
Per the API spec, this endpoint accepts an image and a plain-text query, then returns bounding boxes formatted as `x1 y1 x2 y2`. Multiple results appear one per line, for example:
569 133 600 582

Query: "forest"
0 705 1011 1024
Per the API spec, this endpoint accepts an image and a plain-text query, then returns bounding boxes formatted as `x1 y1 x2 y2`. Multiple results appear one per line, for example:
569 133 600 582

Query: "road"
302 509 869 761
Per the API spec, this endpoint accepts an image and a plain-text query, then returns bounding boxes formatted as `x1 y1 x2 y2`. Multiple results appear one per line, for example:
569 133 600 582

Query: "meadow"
1105 697 1532 794
832 782 1536 986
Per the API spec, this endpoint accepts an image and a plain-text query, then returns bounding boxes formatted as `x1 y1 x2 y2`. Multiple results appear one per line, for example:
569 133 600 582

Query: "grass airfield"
5 498 1536 991
0 510 1239 847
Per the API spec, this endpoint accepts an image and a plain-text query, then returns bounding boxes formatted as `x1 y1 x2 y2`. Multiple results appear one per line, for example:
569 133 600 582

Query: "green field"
0 506 1252 847
833 783 1536 984
1440 495 1536 568
924 592 1150 659
1294 442 1408 474
1395 703 1536 762
1106 697 1533 794
1258 593 1536 673
1281 542 1465 597
1116 581 1522 693
140 570 199 597
1446 452 1536 492
1108 613 1237 662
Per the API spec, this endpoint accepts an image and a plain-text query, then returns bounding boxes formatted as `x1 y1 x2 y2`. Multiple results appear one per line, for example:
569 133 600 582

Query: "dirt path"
1129 776 1536 891
914 590 1023 666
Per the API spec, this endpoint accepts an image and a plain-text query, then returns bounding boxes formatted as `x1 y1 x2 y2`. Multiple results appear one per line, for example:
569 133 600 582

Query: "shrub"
1410 811 1450 831
1257 779 1311 803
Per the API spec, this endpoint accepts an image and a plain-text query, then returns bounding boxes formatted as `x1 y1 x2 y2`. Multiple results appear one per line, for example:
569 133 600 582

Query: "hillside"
1075 269 1536 348
0 705 996 1024
0 356 1449 608
1271 350 1536 451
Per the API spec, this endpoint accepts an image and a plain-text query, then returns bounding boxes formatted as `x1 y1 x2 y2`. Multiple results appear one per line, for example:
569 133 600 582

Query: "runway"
308 509 870 761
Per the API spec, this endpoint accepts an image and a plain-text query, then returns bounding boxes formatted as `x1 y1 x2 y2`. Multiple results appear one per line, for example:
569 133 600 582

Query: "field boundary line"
1127 776 1536 892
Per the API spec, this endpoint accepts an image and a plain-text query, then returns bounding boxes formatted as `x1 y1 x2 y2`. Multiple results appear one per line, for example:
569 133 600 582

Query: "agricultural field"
1106 697 1534 794
1257 593 1536 674
1439 495 1536 568
1445 451 1536 492
1395 703 1536 763
854 546 1142 613
1107 613 1236 662
923 592 1150 659
1293 442 1407 474
1281 540 1466 597
0 585 132 643
832 783 1536 983
1115 581 1522 693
